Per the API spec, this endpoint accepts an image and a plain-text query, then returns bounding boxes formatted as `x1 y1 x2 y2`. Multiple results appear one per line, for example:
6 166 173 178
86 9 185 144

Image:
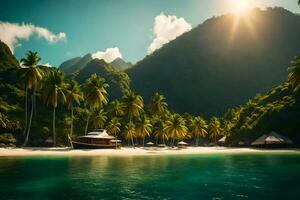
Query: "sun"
232 0 251 14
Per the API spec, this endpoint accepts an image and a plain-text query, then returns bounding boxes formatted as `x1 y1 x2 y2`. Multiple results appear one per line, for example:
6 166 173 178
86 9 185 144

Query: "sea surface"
0 153 300 200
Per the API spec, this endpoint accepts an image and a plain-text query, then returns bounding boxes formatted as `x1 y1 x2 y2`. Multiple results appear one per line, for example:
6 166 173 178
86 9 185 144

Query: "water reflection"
0 154 300 200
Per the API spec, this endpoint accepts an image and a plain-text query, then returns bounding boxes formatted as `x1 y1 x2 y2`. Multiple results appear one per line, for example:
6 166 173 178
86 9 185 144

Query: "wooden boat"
71 129 121 149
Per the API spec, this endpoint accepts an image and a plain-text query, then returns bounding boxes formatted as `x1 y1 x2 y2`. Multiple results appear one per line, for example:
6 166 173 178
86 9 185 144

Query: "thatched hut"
146 142 154 147
177 141 188 148
251 131 293 147
217 136 226 146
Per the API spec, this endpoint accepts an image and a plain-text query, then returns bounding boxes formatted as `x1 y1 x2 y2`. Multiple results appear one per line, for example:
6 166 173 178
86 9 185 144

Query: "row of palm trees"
19 51 225 147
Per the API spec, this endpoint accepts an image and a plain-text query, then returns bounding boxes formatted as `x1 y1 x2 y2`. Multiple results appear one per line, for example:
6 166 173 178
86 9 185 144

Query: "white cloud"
0 21 66 52
148 13 192 53
91 47 122 63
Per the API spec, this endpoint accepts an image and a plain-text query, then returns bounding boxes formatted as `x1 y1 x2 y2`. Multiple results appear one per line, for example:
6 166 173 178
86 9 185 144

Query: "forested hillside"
127 7 300 117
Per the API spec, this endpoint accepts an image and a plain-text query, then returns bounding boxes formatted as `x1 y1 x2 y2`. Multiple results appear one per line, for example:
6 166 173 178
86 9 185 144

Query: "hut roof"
251 131 293 146
146 142 154 145
218 136 226 143
178 141 188 145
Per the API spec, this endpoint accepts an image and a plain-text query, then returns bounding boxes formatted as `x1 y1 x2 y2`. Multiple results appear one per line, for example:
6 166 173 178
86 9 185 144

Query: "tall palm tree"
149 92 168 116
20 51 43 146
42 69 66 146
107 100 125 118
84 74 109 134
65 80 83 138
106 118 121 137
164 114 188 146
209 117 221 143
122 91 144 121
124 121 136 147
190 116 208 146
91 108 107 129
135 117 152 146
288 55 300 90
20 51 42 118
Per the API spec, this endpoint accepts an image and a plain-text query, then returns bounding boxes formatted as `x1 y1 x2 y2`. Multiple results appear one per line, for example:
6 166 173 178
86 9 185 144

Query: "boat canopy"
80 129 115 139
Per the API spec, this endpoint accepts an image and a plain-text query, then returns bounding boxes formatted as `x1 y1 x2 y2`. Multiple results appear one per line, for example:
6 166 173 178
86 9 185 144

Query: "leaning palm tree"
190 116 208 146
149 92 168 116
91 108 107 129
164 114 188 146
124 121 136 147
122 91 144 121
135 117 152 146
288 55 300 90
208 117 221 143
107 100 125 118
42 69 66 146
84 74 109 135
20 51 43 146
106 118 121 137
65 80 83 138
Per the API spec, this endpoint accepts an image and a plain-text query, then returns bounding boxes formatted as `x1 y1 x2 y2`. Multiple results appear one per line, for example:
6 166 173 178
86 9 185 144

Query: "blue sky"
0 0 299 66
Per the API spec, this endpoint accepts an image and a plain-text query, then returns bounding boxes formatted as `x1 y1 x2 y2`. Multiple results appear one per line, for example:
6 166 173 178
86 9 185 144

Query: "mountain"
60 55 131 75
59 57 81 71
0 40 19 70
59 53 93 75
110 58 132 70
127 7 300 117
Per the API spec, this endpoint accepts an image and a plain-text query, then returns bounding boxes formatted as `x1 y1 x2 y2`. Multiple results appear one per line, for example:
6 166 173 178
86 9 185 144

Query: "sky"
0 0 299 66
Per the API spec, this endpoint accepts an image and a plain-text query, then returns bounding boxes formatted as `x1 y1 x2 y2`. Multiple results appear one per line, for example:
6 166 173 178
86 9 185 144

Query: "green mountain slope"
225 82 300 145
59 53 93 75
127 7 300 117
75 59 130 99
0 40 19 70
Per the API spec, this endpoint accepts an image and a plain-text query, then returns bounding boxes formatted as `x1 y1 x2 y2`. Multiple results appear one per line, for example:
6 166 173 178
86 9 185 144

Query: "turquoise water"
1 153 300 200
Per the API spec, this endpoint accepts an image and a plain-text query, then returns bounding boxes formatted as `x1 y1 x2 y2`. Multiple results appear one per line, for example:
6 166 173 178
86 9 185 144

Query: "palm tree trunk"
162 136 165 145
53 107 56 146
196 136 199 146
131 134 135 148
70 105 74 137
23 94 34 146
22 87 28 136
143 137 145 146
33 86 37 118
85 113 90 135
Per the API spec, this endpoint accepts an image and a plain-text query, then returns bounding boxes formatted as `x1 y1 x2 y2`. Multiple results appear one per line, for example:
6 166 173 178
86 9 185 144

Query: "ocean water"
0 153 300 200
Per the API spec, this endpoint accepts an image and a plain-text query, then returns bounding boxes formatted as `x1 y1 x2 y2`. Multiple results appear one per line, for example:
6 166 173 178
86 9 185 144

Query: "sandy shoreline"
0 147 300 157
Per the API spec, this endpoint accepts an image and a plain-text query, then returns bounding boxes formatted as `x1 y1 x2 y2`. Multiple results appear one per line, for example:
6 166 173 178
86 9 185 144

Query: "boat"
71 129 122 149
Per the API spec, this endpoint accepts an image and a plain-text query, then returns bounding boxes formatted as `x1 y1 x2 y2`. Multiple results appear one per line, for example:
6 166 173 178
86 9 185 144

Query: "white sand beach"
0 147 299 157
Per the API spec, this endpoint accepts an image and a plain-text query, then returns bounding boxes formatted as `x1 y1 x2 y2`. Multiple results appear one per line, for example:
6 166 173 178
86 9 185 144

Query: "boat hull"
71 141 121 149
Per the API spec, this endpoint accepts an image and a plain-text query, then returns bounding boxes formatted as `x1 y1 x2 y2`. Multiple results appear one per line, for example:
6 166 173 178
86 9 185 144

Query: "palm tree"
91 108 107 129
65 80 83 138
122 91 144 121
288 55 300 90
124 121 136 147
107 100 125 118
20 51 43 146
149 92 168 116
208 117 221 143
106 118 121 137
190 116 208 146
135 117 152 146
153 119 168 145
20 51 42 118
84 74 109 135
164 114 188 146
42 69 66 146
